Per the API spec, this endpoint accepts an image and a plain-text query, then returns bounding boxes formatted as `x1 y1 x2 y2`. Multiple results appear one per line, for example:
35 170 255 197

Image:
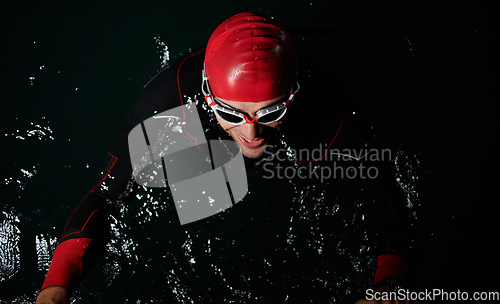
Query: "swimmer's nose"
239 121 261 140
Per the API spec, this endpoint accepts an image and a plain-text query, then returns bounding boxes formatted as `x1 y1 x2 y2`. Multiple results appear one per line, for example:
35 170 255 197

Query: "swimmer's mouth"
236 134 266 148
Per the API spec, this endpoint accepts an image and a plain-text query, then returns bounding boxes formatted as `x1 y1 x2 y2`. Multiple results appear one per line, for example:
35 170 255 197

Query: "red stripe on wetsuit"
41 153 118 291
373 254 409 285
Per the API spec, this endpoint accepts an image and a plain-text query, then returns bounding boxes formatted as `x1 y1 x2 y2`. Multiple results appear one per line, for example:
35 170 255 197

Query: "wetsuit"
41 49 412 302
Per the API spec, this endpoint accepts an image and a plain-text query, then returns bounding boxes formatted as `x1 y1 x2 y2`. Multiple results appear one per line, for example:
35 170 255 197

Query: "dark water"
1 0 499 303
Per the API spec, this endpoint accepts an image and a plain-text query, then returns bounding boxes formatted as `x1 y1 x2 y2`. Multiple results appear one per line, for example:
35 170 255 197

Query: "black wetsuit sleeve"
288 53 413 288
41 49 206 292
330 105 412 286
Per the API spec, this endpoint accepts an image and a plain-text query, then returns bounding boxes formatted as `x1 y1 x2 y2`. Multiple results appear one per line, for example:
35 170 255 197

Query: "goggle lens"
256 107 287 124
215 109 246 124
213 99 288 125
202 67 299 126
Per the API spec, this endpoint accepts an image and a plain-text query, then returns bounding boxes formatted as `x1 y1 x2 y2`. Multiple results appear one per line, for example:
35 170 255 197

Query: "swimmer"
36 12 411 304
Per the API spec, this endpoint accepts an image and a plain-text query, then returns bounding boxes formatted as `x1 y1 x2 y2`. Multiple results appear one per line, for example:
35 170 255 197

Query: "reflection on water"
35 234 58 272
0 210 21 282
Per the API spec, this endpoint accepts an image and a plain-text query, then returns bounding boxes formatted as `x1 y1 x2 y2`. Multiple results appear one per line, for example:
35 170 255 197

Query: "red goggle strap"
285 93 296 104
205 95 216 107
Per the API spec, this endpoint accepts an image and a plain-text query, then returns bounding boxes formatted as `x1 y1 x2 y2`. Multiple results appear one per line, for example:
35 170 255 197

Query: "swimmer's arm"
35 286 68 304
353 254 410 304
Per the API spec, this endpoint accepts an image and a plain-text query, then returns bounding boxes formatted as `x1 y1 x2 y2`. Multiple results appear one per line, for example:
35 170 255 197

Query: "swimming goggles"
202 68 300 125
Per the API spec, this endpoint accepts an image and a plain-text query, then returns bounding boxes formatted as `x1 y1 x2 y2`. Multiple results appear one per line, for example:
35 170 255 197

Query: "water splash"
154 35 170 68
405 37 416 59
35 234 58 272
103 215 139 287
11 166 37 191
166 269 195 304
135 188 171 224
6 117 54 141
393 145 422 220
0 210 21 282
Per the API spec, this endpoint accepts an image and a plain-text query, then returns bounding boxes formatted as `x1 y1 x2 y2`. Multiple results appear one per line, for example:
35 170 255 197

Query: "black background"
1 0 499 301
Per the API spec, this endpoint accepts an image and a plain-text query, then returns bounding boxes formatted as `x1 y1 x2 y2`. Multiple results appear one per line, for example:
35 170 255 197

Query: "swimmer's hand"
35 286 68 304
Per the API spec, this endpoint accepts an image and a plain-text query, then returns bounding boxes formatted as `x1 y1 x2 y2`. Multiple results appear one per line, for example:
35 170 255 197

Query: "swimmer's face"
213 95 287 159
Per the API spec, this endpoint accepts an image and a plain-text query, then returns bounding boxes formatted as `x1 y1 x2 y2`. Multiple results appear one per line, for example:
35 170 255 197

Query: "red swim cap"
205 12 296 103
